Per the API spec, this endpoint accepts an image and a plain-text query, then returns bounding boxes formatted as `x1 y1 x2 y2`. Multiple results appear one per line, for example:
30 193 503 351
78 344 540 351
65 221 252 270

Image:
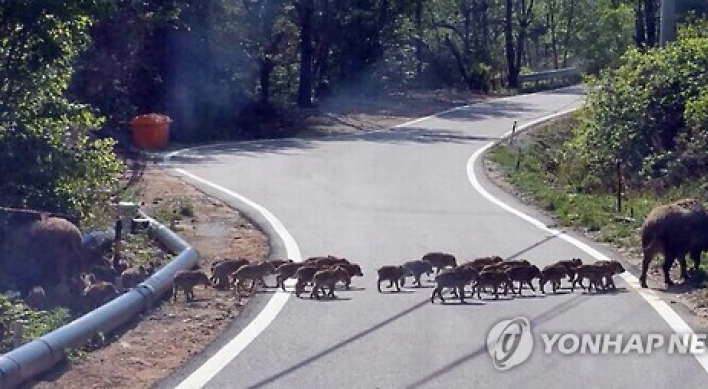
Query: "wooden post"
113 219 123 272
115 275 124 294
515 147 522 171
616 159 623 213
12 321 23 348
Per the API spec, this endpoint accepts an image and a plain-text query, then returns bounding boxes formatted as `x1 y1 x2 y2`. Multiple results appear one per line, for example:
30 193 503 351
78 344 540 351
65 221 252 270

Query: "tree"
0 1 123 217
633 0 658 48
295 0 314 106
573 0 634 74
578 33 708 190
505 0 535 88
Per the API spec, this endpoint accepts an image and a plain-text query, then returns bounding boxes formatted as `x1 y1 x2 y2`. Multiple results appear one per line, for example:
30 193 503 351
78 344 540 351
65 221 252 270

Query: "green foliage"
577 33 708 192
0 1 124 218
489 116 657 246
6 0 693 145
573 0 634 74
0 294 72 353
678 14 708 40
489 111 708 291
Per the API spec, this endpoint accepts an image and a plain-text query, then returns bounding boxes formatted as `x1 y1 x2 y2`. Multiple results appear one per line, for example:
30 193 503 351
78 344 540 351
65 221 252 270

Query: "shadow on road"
404 293 588 388
504 233 562 261
247 290 592 388
436 100 537 122
246 299 430 388
165 91 585 166
166 127 503 165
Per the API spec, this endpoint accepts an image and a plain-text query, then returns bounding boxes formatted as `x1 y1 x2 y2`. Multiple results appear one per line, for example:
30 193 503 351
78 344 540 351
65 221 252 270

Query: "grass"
152 196 195 227
487 116 708 286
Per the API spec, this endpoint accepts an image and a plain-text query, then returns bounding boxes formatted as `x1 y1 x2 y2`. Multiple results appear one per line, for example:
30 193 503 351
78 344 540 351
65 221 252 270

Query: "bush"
576 33 708 193
0 2 124 219
0 294 71 354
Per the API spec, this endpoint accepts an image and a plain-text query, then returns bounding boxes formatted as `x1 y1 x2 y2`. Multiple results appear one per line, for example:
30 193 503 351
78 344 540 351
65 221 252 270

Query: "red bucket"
130 113 172 150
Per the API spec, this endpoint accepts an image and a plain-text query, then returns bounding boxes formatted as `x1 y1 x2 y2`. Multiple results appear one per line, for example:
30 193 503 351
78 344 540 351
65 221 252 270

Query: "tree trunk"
444 35 473 89
296 0 314 107
644 0 656 47
415 0 423 77
635 0 646 47
548 0 559 69
505 0 518 88
561 0 576 67
259 59 273 104
481 0 490 57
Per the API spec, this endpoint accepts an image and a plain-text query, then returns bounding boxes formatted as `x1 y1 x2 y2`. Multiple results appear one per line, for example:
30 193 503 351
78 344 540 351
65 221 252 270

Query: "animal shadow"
336 286 366 292
511 293 545 299
540 289 573 296
436 300 485 306
379 289 415 294
581 287 629 296
406 284 435 289
299 295 353 302
476 295 515 302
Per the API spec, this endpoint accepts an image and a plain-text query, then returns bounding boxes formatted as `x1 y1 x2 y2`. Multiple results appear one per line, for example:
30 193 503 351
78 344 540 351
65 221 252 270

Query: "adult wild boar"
2 215 85 294
639 199 708 288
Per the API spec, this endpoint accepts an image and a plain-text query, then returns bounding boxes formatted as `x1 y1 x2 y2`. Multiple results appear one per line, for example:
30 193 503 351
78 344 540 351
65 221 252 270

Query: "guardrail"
0 211 199 388
518 67 581 89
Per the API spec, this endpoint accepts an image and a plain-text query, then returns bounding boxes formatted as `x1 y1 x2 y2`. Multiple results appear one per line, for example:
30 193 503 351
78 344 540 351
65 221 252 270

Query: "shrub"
576 34 708 193
0 2 124 219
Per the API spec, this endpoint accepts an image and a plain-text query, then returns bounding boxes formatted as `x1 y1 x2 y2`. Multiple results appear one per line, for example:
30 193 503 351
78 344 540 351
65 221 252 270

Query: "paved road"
158 87 708 388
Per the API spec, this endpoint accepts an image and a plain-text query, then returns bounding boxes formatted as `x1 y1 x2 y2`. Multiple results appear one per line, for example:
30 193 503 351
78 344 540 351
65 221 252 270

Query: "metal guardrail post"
517 67 580 88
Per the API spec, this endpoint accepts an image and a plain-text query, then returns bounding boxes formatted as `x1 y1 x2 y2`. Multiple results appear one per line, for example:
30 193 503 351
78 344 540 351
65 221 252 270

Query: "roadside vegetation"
488 19 708 287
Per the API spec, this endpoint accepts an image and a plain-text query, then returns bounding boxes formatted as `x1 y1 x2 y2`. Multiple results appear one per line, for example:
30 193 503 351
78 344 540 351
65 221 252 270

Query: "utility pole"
660 0 676 46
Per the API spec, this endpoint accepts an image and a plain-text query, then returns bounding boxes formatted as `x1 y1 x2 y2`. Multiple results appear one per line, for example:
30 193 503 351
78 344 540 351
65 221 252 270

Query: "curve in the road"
466 109 708 374
166 170 302 388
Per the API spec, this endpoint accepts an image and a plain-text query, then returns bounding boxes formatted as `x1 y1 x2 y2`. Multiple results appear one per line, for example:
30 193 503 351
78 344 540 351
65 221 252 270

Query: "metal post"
515 147 522 171
113 219 123 272
12 322 23 349
660 0 676 46
509 121 517 145
616 159 623 213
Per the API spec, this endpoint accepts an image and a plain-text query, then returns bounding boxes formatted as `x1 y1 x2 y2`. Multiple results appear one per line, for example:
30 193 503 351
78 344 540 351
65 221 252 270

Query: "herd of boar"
6 196 705 311
172 196 708 303
170 252 626 304
173 255 365 302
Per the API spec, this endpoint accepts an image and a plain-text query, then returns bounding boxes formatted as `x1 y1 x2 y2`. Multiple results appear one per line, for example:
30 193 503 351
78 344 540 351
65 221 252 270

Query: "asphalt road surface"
158 87 708 389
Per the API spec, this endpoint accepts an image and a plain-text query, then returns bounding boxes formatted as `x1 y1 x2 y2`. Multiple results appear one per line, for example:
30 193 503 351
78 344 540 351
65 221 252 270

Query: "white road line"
171 169 301 389
466 109 708 374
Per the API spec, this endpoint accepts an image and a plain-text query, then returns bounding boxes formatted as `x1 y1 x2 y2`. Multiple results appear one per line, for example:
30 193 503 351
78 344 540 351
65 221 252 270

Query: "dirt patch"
24 89 487 389
27 167 269 389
